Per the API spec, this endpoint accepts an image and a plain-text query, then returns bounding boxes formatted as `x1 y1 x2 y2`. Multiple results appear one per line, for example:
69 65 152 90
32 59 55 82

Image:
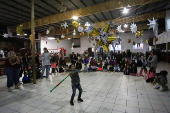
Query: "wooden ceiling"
0 0 170 33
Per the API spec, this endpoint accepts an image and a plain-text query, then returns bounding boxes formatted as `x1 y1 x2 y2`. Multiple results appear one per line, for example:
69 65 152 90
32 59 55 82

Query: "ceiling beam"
95 10 165 28
40 11 165 37
10 0 161 29
68 0 93 23
93 0 107 21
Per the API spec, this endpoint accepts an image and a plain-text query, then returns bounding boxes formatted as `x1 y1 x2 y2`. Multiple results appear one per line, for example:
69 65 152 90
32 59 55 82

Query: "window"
133 43 143 49
109 44 121 51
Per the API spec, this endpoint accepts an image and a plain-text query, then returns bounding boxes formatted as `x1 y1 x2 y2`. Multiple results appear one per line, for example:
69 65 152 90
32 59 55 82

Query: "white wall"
72 30 154 54
40 31 154 56
119 30 154 53
41 39 71 57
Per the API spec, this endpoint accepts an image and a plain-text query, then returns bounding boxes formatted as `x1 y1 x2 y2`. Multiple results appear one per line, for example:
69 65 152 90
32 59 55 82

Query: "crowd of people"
1 47 169 92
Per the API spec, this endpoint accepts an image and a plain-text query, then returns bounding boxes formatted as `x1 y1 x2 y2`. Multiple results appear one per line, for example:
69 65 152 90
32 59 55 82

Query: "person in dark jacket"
68 65 83 106
70 52 77 66
22 52 29 74
130 60 137 76
76 60 82 71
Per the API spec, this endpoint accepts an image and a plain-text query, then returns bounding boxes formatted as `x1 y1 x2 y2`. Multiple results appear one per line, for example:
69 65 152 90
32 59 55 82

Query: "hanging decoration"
116 25 123 33
58 2 66 13
46 30 49 35
103 44 109 52
73 29 76 36
147 17 157 31
72 21 79 27
29 35 32 41
109 21 114 28
49 26 55 35
61 34 65 38
145 39 148 44
133 41 136 45
80 32 84 35
57 39 60 43
130 23 137 33
61 21 68 28
16 25 24 35
78 26 84 32
135 30 143 38
2 33 8 38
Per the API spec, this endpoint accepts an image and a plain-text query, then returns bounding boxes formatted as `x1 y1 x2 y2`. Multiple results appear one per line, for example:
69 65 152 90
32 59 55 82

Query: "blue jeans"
71 83 82 102
41 65 50 79
5 68 20 87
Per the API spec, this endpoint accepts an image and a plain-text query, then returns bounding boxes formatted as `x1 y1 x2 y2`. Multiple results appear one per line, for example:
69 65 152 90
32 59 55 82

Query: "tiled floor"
0 62 170 113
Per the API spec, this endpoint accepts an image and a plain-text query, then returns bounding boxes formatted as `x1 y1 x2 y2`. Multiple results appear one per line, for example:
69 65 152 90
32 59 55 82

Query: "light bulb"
124 24 128 28
72 16 78 20
123 7 128 14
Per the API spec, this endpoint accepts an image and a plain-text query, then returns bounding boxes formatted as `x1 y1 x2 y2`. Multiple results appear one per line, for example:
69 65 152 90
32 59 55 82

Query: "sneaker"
77 98 83 102
70 101 74 106
8 88 12 92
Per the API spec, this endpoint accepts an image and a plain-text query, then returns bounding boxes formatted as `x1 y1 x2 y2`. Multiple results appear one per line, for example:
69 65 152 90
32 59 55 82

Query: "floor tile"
98 108 112 113
112 104 126 112
152 104 168 112
140 108 154 113
139 102 152 109
56 107 72 113
101 102 114 110
127 100 138 107
27 108 43 113
84 106 99 113
74 104 88 112
90 100 103 108
125 106 140 113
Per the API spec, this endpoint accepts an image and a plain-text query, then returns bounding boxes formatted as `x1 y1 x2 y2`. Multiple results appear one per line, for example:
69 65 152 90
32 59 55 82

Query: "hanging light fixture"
123 7 129 14
72 16 78 20
124 24 128 28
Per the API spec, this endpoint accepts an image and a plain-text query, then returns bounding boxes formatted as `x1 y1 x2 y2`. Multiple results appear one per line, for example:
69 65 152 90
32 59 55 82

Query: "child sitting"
142 60 146 67
109 65 114 72
153 70 169 91
98 63 103 71
103 64 107 72
91 65 97 71
114 64 119 72
143 68 148 80
139 66 146 76
51 61 57 77
88 65 92 72
22 72 32 83
84 64 88 72
146 67 156 83
114 60 117 65
124 64 130 75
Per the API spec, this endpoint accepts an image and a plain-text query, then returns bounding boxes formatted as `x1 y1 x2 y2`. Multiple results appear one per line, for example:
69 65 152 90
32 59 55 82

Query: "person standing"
40 47 51 79
5 51 20 92
22 52 29 74
147 51 157 71
71 52 77 66
68 65 83 105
